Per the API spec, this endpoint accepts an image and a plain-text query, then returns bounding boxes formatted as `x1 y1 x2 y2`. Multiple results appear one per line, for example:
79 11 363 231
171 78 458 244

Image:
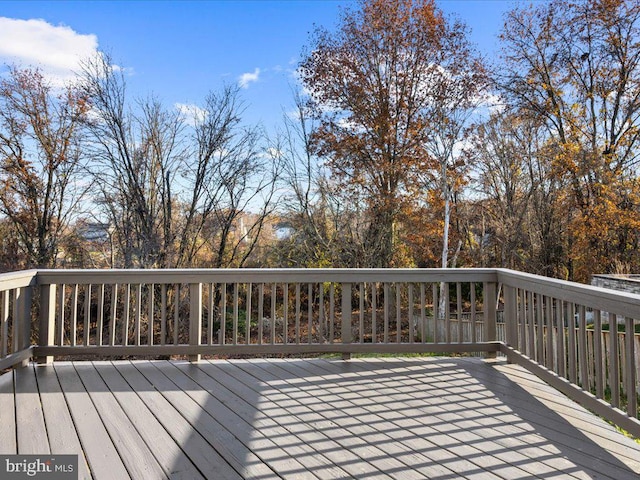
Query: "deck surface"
1 356 639 479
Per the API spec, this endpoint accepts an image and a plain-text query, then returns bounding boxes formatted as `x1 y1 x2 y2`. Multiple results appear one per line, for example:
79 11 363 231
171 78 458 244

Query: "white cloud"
238 68 260 89
175 102 208 126
266 147 284 159
0 17 99 84
110 63 135 77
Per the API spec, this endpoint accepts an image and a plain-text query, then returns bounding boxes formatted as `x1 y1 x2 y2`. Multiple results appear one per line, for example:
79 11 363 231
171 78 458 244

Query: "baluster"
359 283 365 344
96 285 104 347
457 282 463 343
610 314 620 408
593 310 604 399
160 285 166 346
246 283 252 345
110 284 118 346
371 283 377 344
624 317 637 418
470 283 476 344
148 284 154 346
189 283 202 362
308 283 313 344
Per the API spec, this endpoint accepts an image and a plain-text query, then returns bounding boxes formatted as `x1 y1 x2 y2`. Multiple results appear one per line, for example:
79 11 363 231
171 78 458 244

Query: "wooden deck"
1 357 639 480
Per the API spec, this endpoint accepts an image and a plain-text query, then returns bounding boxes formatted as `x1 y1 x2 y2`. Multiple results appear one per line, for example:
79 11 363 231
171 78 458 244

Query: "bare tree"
80 54 181 267
0 67 89 268
271 89 382 268
81 53 280 268
470 112 568 275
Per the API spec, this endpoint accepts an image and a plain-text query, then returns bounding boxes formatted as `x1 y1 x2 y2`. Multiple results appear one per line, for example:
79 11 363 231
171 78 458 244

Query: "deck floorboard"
35 365 91 479
0 357 639 480
0 368 16 454
54 363 130 479
92 361 205 480
14 365 49 455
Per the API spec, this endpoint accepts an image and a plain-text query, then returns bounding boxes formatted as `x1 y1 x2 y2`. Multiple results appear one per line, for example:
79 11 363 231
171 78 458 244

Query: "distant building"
589 274 640 325
591 274 640 296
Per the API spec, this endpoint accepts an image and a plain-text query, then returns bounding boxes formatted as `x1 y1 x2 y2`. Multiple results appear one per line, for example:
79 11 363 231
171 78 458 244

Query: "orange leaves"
567 178 640 281
300 0 483 267
496 0 640 278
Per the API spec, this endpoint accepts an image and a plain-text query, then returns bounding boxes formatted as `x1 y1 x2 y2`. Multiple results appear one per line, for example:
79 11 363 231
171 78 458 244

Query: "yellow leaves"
549 144 580 177
566 176 640 282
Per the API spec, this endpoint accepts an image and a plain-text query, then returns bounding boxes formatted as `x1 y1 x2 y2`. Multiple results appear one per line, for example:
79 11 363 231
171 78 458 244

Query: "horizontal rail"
0 270 38 291
0 346 33 371
496 269 640 438
35 342 501 357
501 344 640 439
0 271 36 369
36 268 499 285
497 269 640 319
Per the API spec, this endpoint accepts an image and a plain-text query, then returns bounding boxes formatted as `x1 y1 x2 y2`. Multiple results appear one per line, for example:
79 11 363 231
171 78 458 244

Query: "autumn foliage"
1 0 640 282
494 0 640 281
299 0 484 267
0 67 89 268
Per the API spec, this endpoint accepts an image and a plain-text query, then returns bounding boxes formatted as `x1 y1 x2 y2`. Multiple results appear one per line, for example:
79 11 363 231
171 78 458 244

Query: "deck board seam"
92 361 205 480
307 357 630 480
243 358 479 480
146 360 295 479
69 362 135 479
176 360 357 480
168 364 346 474
54 363 131 479
113 360 240 479
35 364 92 479
130 360 253 480
211 359 399 480
271 358 532 480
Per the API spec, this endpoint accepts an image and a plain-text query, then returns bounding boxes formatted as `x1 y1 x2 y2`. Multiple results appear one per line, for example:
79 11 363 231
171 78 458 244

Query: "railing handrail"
22 267 640 318
1 266 639 321
496 268 640 319
0 269 38 290
34 267 499 285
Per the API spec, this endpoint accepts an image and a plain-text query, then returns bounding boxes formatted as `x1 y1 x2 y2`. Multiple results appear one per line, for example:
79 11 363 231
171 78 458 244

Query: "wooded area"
0 0 639 283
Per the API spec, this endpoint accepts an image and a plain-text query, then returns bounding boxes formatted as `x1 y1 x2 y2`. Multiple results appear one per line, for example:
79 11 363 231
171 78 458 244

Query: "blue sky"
0 0 515 130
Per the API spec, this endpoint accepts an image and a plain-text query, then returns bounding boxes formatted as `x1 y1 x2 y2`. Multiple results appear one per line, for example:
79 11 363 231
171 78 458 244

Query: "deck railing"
496 269 640 438
32 268 501 360
0 268 638 437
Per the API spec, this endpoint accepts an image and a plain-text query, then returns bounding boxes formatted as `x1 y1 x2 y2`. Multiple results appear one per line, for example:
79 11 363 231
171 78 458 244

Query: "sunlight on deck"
1 356 639 479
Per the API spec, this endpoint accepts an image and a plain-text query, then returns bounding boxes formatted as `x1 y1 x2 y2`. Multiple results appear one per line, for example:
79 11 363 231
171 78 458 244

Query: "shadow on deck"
1 356 639 479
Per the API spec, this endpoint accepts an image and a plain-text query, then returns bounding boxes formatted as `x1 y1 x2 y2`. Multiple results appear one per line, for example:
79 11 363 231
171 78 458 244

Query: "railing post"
484 282 497 359
189 283 202 362
504 284 518 351
15 286 33 367
37 284 56 364
342 282 352 360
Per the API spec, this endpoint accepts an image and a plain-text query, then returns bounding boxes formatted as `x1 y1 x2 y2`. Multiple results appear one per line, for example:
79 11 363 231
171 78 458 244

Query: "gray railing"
496 269 640 438
0 270 37 371
32 268 500 359
0 268 637 437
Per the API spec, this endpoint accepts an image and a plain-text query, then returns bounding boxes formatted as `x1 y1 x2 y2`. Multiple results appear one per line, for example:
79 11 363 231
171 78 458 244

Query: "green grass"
586 323 640 334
